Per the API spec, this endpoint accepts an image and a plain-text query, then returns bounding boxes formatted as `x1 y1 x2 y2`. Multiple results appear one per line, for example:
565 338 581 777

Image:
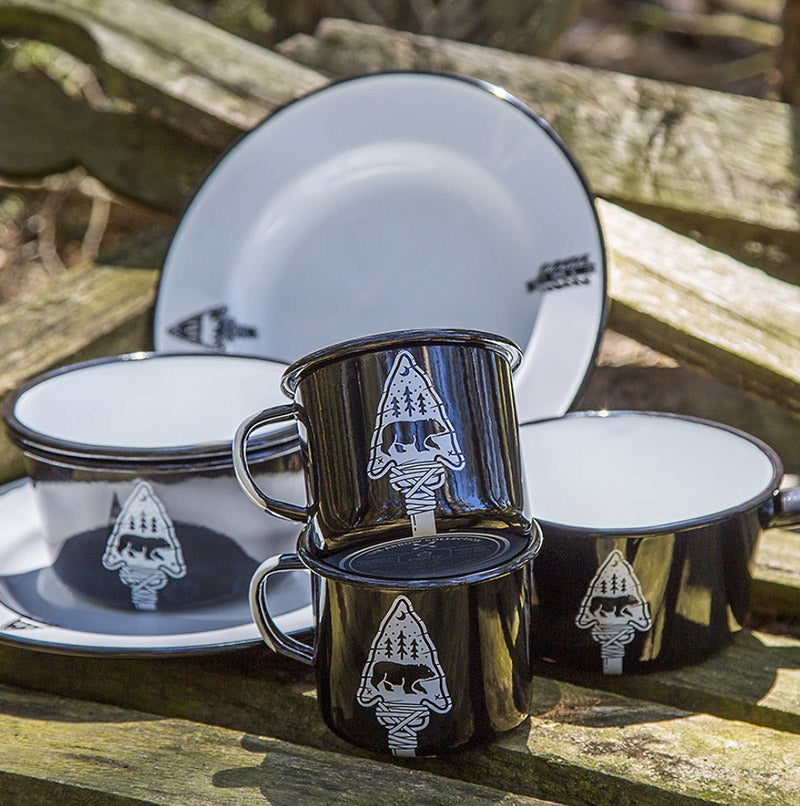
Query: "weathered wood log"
278 19 800 280
598 200 800 416
0 67 218 212
634 2 781 46
1 634 799 804
779 0 800 105
0 684 551 805
266 0 587 57
0 262 158 481
0 0 325 149
753 526 800 616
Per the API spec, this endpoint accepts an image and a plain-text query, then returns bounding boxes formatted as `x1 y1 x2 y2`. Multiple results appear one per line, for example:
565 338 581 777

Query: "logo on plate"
367 351 464 537
526 253 596 293
102 481 186 610
1 618 42 631
357 595 451 757
168 305 257 352
575 549 652 674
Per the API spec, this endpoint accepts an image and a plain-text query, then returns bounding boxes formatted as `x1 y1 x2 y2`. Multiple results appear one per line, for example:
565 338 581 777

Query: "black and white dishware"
520 411 800 673
155 71 607 424
234 329 531 557
0 479 312 655
2 353 305 614
250 526 542 756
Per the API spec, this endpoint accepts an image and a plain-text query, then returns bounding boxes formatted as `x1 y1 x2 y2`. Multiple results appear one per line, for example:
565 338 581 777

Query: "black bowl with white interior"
2 353 303 613
520 411 800 674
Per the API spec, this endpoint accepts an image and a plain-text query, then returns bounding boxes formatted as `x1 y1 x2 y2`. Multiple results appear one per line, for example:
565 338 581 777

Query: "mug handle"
249 554 315 665
233 404 311 522
768 486 800 528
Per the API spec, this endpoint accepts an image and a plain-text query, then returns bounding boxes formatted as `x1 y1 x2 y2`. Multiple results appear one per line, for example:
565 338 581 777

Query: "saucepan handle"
233 404 312 523
249 554 315 665
768 486 800 529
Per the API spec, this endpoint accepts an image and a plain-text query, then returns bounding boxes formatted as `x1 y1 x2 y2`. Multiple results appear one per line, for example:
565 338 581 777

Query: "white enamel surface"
0 481 312 654
521 414 777 530
14 355 287 449
155 73 605 422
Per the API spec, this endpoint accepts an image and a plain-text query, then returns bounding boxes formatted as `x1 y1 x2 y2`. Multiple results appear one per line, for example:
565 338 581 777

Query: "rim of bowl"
281 328 523 396
519 409 784 536
3 351 299 466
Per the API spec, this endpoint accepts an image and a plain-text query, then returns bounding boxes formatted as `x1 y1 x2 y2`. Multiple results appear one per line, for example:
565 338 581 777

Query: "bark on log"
0 0 326 148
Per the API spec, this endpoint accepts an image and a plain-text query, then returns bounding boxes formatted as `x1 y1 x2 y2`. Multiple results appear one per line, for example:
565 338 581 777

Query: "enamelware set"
2 72 798 752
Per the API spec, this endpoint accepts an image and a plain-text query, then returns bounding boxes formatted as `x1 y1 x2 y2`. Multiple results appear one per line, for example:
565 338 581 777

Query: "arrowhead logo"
366 351 464 536
575 549 652 674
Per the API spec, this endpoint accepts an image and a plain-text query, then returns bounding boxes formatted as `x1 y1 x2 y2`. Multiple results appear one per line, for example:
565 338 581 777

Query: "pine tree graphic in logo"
101 481 187 610
168 305 257 352
367 351 465 536
357 595 451 756
575 549 652 674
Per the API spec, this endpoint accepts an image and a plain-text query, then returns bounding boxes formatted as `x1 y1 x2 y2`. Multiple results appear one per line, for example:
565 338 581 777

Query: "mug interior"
521 412 780 530
12 355 288 450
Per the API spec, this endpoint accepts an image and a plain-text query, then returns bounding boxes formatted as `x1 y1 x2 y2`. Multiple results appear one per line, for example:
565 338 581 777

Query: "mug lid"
299 526 543 588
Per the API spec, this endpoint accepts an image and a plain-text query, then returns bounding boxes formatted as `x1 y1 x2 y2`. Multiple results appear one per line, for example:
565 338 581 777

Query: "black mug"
234 329 530 558
249 527 542 756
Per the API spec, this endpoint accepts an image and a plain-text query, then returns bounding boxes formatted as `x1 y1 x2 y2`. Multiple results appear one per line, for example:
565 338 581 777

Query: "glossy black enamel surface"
22 449 302 612
530 514 761 672
236 329 531 556
519 411 800 673
251 528 541 756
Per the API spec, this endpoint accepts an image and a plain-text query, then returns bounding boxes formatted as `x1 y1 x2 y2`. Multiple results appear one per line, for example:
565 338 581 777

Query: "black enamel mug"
520 411 800 673
249 526 542 756
234 329 531 557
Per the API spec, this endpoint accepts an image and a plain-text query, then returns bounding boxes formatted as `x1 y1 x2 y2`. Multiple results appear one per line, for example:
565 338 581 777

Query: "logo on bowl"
102 480 187 610
357 595 451 757
526 253 596 293
168 305 257 352
367 351 465 537
575 549 652 675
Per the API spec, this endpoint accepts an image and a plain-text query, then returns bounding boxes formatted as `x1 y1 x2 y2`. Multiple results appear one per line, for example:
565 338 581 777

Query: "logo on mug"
102 480 187 610
575 549 652 674
367 351 465 536
357 595 451 756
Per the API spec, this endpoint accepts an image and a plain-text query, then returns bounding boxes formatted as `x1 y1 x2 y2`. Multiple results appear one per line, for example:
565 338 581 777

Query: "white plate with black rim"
154 71 607 422
0 480 311 656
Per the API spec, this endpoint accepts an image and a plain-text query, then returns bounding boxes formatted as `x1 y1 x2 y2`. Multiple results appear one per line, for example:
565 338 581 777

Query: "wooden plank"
0 644 799 804
0 67 218 212
0 684 550 805
753 527 800 615
0 263 158 483
277 19 800 263
599 200 800 415
537 629 800 737
0 0 325 149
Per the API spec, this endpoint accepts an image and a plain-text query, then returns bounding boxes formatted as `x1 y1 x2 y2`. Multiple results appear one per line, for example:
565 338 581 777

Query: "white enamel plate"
155 72 606 421
0 481 311 656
